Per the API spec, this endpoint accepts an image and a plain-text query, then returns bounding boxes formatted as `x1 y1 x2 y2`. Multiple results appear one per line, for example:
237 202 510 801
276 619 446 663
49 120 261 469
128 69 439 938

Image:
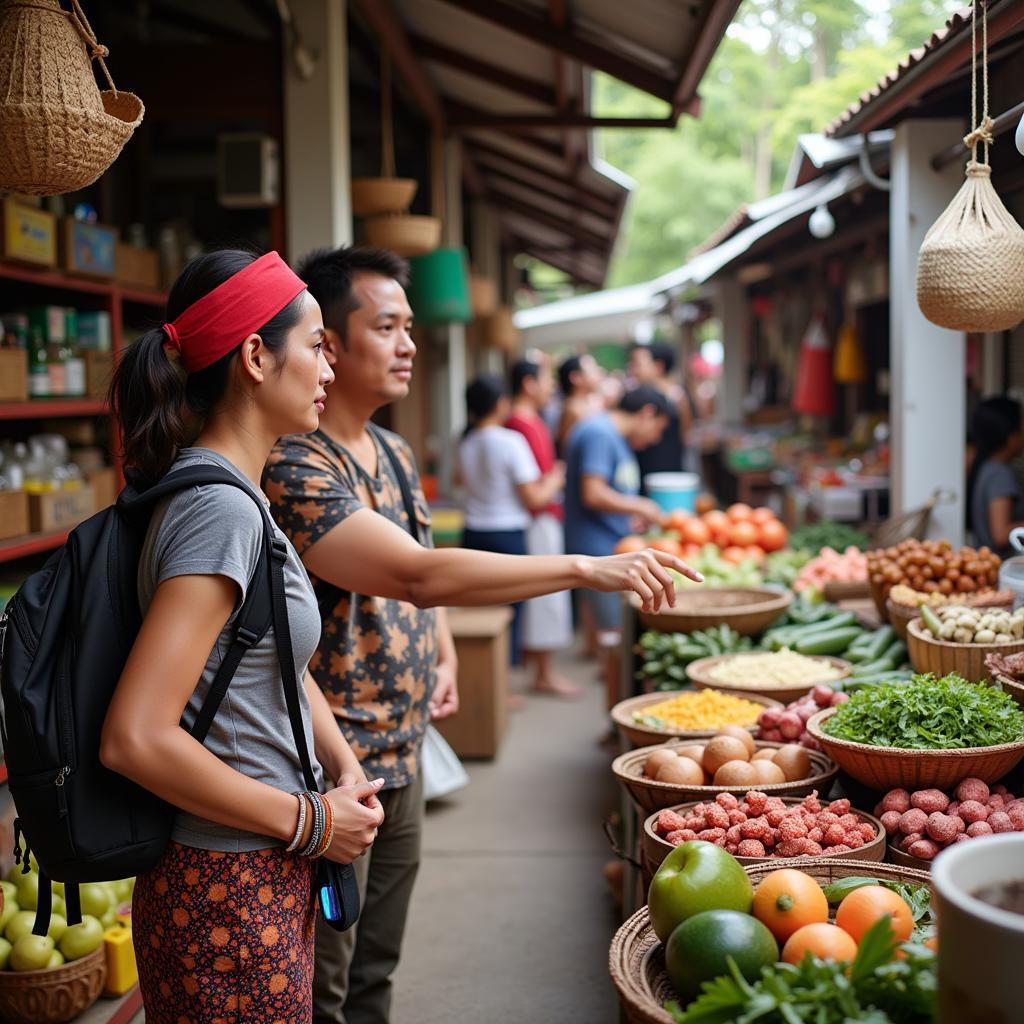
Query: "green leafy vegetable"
667 918 936 1024
822 673 1024 749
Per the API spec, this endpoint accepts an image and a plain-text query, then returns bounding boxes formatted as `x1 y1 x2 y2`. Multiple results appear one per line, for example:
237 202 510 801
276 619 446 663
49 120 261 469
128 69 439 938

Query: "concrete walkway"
391 654 623 1024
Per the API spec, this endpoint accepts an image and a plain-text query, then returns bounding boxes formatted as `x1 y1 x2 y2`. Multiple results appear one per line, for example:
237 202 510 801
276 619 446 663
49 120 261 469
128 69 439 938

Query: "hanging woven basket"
916 0 1024 333
0 0 144 196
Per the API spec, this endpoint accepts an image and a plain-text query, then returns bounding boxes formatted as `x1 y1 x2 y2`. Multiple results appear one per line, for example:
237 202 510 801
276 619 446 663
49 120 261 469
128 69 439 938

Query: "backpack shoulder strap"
367 425 421 544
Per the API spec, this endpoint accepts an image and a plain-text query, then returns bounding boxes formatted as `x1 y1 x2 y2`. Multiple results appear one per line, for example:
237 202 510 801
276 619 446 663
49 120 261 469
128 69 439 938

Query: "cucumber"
882 638 908 664
844 671 914 691
788 611 858 637
860 625 896 662
795 626 865 656
921 604 942 636
851 656 898 676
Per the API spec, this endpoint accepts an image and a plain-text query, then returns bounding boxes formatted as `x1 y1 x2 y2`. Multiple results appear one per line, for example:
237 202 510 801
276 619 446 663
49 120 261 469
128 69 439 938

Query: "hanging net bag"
916 0 1024 333
0 0 144 196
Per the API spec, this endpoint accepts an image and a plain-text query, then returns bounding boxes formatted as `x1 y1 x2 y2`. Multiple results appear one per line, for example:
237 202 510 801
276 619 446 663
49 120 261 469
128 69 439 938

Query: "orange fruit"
729 521 759 547
835 886 914 944
753 870 829 944
681 518 712 547
758 520 789 553
750 507 776 525
702 510 731 534
726 503 754 522
782 922 858 965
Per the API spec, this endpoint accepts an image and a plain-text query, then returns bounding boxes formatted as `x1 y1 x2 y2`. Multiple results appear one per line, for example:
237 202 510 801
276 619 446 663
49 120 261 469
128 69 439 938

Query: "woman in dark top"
967 397 1024 557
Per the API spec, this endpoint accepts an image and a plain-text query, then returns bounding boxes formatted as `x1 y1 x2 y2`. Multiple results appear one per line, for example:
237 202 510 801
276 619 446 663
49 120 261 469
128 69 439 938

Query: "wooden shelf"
0 262 166 307
0 399 108 420
0 529 69 564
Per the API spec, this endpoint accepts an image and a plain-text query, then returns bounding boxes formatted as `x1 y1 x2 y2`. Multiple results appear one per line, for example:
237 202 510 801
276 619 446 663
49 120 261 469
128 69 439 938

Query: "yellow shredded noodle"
637 689 763 731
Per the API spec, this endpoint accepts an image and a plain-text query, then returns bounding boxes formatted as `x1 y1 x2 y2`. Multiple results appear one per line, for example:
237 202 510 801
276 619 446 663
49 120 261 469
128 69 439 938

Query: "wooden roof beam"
450 110 674 130
671 0 742 116
473 162 617 219
409 33 557 107
489 190 612 249
514 242 605 286
434 0 677 106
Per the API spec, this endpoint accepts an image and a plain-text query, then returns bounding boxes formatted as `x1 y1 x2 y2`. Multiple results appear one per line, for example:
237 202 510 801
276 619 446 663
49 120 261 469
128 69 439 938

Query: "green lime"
666 909 779 1003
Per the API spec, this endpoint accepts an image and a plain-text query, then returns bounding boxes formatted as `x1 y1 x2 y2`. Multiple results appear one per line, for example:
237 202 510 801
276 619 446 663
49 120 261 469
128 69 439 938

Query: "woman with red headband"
102 250 381 1023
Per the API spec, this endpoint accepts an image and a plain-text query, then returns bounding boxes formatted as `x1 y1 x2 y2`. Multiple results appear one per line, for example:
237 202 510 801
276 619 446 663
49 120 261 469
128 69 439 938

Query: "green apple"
0 900 18 934
5 911 36 945
46 914 67 944
50 881 64 898
647 841 754 944
46 950 64 969
0 881 16 907
50 896 66 920
0 936 12 970
112 879 133 904
59 915 103 961
78 883 111 920
14 872 38 912
100 908 118 931
10 933 54 972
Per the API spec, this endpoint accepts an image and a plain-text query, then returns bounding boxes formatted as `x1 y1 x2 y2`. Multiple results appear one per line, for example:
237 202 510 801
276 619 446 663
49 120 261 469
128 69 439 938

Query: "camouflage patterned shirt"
263 428 437 790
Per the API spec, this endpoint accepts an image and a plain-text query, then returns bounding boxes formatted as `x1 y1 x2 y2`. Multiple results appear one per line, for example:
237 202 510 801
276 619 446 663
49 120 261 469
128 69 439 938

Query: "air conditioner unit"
217 133 279 208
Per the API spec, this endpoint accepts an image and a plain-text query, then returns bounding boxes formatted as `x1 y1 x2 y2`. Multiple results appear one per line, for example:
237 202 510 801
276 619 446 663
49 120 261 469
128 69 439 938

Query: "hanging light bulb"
1016 109 1024 156
808 204 836 239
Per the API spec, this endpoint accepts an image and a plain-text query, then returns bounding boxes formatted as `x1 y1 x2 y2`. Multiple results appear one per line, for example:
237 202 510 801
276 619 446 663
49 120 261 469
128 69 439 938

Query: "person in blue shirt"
565 385 673 639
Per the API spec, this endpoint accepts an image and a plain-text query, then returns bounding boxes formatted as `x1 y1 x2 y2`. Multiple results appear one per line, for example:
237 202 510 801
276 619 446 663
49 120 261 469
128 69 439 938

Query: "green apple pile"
0 857 134 972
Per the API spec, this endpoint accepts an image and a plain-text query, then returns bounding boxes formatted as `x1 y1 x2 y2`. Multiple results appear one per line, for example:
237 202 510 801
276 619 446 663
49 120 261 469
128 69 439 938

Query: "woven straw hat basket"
916 0 1024 333
0 0 143 196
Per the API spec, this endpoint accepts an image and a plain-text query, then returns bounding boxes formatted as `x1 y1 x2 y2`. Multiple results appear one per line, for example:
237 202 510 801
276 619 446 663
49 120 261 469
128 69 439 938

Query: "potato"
714 725 756 758
749 759 786 785
751 748 779 762
644 748 681 779
674 744 707 768
772 744 812 782
713 761 760 787
656 757 705 787
703 736 751 775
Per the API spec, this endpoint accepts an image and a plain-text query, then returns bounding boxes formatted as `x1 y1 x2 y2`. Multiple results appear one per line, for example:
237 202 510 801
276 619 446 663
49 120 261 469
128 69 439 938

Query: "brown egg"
703 735 751 775
645 748 682 779
713 760 760 787
674 744 707 768
751 748 779 762
656 757 705 787
773 744 813 782
749 759 786 785
716 724 756 758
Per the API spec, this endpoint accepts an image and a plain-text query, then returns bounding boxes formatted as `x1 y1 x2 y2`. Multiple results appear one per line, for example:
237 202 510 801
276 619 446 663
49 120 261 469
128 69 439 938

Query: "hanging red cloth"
792 315 835 417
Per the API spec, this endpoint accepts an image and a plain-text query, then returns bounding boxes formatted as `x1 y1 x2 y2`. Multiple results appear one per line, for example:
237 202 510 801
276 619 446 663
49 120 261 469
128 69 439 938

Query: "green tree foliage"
590 0 962 288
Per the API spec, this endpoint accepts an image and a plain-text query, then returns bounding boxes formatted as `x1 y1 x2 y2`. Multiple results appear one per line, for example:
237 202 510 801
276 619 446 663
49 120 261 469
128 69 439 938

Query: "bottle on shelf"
27 325 50 399
62 308 86 398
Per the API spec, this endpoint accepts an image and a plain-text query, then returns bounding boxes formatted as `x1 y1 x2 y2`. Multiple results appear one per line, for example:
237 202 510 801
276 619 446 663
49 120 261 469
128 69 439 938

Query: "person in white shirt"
457 375 564 664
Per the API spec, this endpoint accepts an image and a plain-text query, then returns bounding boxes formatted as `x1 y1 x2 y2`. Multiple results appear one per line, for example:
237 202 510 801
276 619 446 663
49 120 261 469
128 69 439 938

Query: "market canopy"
353 0 741 285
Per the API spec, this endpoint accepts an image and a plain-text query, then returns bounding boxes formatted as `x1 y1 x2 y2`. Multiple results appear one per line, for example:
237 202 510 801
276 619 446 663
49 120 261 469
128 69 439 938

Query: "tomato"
744 545 766 564
726 503 754 522
695 493 718 516
721 546 749 565
649 537 682 557
835 886 914 944
682 518 711 546
752 869 829 944
665 510 692 534
615 536 647 554
758 519 788 553
750 507 776 525
712 529 733 549
681 543 702 560
702 510 731 534
730 521 759 547
782 922 858 964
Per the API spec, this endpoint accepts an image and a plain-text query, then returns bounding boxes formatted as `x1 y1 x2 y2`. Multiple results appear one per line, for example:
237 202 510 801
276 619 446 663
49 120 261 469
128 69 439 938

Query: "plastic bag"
420 725 469 802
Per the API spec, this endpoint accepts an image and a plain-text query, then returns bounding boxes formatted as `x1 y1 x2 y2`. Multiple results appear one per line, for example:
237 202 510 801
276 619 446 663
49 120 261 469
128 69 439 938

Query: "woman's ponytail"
110 327 190 483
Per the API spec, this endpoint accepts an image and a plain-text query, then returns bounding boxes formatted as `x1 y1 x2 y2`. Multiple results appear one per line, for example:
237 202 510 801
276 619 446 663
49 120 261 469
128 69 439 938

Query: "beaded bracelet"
285 793 308 854
300 791 326 858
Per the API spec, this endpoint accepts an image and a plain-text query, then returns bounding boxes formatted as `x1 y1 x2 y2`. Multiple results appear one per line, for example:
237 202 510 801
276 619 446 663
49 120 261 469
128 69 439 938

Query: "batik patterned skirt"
133 842 316 1024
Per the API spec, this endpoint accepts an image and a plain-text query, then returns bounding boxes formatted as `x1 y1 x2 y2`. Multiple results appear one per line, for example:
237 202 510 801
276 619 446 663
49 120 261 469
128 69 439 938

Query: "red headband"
162 251 307 375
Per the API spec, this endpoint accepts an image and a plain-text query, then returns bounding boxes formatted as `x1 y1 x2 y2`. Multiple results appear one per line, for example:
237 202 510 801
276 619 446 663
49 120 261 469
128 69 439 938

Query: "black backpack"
0 466 345 936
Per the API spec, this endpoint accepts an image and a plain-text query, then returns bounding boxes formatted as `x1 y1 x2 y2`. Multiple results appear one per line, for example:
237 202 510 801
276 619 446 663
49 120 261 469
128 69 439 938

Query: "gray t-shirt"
971 459 1022 557
138 448 325 852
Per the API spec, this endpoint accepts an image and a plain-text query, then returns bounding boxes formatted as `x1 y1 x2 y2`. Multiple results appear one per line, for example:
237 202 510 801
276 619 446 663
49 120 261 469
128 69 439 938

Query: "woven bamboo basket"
0 945 106 1024
641 798 885 878
0 0 143 196
469 273 497 317
687 653 851 705
906 618 1024 684
634 587 791 636
806 706 1024 790
612 740 838 813
995 673 1024 708
363 214 441 257
350 178 417 217
611 691 781 749
888 591 1013 641
887 842 933 873
609 859 930 1024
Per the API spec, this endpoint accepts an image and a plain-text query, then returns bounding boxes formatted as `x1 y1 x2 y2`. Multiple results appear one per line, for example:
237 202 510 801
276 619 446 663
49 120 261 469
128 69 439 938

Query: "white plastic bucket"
644 472 699 515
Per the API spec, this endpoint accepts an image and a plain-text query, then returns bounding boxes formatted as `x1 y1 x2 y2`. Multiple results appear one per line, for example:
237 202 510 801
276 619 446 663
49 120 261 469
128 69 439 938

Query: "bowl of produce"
877 778 1024 870
756 684 857 749
633 586 792 637
0 945 106 1024
806 674 1024 790
635 626 753 692
989 652 1024 707
611 731 839 812
792 546 868 601
643 793 885 876
611 690 781 748
867 540 1001 621
687 650 851 704
609 855 932 1024
906 606 1024 683
886 585 1013 641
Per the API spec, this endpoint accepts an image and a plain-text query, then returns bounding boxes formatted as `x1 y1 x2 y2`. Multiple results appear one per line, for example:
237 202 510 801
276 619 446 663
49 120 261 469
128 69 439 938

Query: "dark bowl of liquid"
973 879 1024 915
